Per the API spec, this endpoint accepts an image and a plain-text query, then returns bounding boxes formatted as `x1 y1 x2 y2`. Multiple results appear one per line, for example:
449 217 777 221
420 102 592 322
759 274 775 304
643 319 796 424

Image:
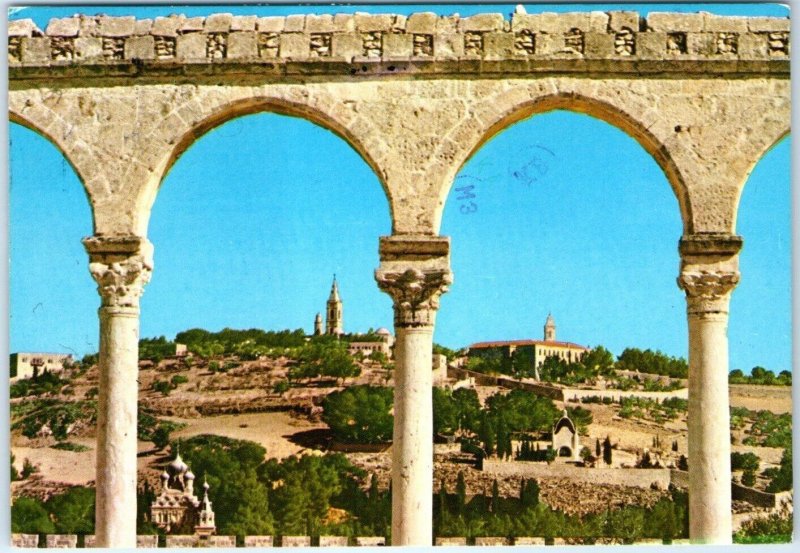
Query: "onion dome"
169 453 188 473
161 470 169 481
203 478 210 491
185 470 195 480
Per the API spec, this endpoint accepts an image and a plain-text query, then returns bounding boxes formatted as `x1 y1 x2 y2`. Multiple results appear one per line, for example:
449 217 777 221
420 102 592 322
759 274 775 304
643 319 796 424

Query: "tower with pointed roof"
325 275 343 336
314 313 323 336
544 313 556 342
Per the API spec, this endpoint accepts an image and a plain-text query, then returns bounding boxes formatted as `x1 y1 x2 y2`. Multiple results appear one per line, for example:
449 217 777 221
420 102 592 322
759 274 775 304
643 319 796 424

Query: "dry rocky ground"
10 357 791 524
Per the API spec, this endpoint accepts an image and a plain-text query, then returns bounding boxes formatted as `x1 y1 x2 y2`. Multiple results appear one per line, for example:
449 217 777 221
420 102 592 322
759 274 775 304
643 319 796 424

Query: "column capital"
82 235 153 308
376 235 452 328
375 267 453 328
677 233 742 316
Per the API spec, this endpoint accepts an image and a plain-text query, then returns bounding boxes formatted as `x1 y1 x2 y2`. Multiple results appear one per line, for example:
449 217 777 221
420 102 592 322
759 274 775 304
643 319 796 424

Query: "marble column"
375 236 452 546
677 234 742 545
83 236 153 548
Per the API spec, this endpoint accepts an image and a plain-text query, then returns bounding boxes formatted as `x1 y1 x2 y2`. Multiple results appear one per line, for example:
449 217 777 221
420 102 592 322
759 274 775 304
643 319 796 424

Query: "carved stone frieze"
375 267 452 328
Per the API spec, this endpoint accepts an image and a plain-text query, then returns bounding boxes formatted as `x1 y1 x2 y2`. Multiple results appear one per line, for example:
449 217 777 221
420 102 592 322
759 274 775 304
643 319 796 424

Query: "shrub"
51 442 90 452
21 458 38 479
741 469 756 487
272 380 290 395
731 451 760 472
171 374 188 386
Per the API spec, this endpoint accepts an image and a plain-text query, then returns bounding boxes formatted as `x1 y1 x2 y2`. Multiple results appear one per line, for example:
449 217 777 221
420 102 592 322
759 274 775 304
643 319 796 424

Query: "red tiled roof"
468 339 589 350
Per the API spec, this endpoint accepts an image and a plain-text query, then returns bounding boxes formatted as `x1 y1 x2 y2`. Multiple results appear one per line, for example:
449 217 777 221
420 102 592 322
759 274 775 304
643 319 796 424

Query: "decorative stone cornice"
375 267 453 328
7 11 789 84
82 236 153 308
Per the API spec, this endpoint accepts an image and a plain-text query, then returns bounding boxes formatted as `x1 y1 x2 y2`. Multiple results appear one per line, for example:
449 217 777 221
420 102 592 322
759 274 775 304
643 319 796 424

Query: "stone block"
75 37 103 59
137 535 159 548
84 535 97 547
433 32 464 58
279 33 310 59
284 15 306 33
703 14 748 33
406 12 437 34
331 33 362 60
208 535 236 547
166 535 198 547
176 32 206 60
46 17 79 37
355 537 386 546
514 537 545 545
180 17 205 33
46 534 77 548
435 537 467 546
319 536 348 547
124 35 156 60
205 13 232 33
282 536 311 547
553 537 568 545
533 33 562 55
647 12 703 32
9 19 42 37
306 14 335 33
475 537 509 546
11 533 39 548
383 32 412 57
608 11 640 32
738 33 768 58
227 32 257 59
258 17 285 33
20 36 51 63
244 535 274 547
588 11 611 32
537 12 589 34
333 14 355 33
152 16 182 37
96 16 135 37
634 539 664 545
134 19 153 35
584 32 615 58
458 13 505 32
483 32 516 59
437 15 459 33
687 32 715 56
637 31 667 58
354 13 395 32
231 15 257 32
511 13 540 32
748 17 790 32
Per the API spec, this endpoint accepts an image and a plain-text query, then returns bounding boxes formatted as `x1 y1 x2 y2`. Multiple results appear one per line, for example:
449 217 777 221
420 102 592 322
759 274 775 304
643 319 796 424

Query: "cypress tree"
491 479 500 513
603 436 613 465
456 471 466 514
596 438 601 457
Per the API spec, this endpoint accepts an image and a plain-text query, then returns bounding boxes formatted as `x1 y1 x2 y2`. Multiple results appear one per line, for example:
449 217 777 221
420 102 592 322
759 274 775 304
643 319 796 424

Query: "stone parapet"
45 535 77 548
11 534 39 548
243 535 274 547
8 11 789 80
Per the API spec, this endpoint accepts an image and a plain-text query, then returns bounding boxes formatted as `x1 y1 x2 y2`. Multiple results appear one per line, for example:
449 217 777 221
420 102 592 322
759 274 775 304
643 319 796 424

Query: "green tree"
432 387 459 435
741 469 756 487
151 425 171 450
11 497 56 533
322 386 393 444
46 487 95 534
766 448 792 493
603 436 613 465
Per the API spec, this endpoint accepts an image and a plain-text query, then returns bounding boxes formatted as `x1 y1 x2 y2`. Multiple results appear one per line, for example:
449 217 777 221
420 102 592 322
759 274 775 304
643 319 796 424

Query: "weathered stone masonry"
8 10 790 548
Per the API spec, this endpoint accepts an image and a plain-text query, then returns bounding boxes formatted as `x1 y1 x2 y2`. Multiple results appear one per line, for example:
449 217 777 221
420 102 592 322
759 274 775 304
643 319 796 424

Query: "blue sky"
8 3 792 373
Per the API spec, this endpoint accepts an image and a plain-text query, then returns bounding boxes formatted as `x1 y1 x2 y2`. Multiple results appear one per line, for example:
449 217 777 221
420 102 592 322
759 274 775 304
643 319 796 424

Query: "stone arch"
135 93 392 236
731 127 791 233
558 446 572 458
8 111 98 230
434 90 690 234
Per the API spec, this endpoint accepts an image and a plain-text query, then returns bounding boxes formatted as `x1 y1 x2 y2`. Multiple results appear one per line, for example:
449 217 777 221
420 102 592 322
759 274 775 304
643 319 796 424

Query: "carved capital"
677 269 739 315
83 236 153 308
375 267 453 328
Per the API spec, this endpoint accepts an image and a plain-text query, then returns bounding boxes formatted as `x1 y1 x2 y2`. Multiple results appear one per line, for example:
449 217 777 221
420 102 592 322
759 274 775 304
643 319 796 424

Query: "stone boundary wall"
8 11 789 72
563 387 688 403
484 459 673 489
448 366 565 400
10 534 38 548
670 468 690 489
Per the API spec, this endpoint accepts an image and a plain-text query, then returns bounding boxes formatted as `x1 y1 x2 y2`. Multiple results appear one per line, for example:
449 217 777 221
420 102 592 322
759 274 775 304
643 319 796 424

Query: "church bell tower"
544 313 556 342
326 276 343 336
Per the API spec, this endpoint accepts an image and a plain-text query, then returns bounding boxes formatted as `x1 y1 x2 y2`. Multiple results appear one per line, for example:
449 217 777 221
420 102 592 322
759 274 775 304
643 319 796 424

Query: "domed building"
150 451 216 536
